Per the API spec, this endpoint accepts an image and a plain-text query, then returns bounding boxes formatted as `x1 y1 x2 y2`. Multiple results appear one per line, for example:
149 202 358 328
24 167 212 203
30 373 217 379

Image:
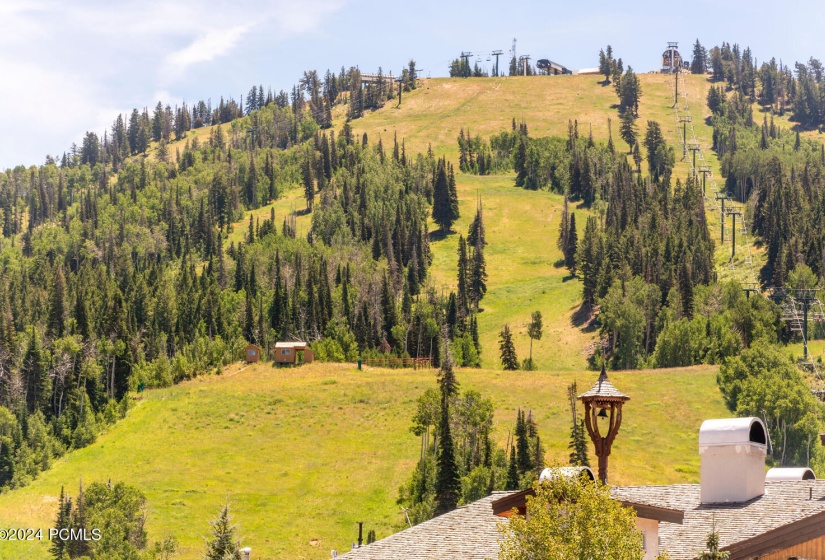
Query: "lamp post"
577 363 630 484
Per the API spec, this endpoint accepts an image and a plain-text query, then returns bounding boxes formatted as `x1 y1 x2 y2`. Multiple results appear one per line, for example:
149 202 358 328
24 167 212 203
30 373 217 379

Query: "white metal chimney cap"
539 466 595 482
765 467 816 481
698 417 767 447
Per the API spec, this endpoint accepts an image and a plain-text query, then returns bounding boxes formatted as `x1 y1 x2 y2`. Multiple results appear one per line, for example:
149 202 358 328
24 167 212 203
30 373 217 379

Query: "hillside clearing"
0 361 727 560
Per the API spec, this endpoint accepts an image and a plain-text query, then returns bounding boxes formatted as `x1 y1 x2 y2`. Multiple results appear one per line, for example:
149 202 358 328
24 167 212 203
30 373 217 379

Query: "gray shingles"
339 492 513 560
613 481 825 559
342 482 825 560
577 366 630 401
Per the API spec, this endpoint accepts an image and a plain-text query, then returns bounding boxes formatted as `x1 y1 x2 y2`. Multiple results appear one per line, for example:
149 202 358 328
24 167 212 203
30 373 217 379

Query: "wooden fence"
360 357 433 369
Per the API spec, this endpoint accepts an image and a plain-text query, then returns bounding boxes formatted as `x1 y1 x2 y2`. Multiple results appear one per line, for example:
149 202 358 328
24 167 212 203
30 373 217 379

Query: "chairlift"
486 55 491 62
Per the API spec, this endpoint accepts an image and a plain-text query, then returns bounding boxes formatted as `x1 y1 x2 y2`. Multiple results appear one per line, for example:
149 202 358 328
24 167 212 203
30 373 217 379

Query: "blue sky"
1 0 824 169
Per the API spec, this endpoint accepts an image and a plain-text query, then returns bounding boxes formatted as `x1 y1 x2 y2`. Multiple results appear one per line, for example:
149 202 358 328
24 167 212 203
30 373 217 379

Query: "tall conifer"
48 267 66 339
499 324 519 370
435 335 460 515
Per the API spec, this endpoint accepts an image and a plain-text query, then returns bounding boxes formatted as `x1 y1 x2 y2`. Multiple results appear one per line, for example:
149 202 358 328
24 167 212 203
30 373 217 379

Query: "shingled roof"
613 481 825 559
339 492 512 559
577 363 630 401
341 482 825 560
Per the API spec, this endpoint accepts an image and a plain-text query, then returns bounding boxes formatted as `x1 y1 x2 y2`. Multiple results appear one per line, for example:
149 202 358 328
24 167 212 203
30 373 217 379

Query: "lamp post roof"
577 363 630 402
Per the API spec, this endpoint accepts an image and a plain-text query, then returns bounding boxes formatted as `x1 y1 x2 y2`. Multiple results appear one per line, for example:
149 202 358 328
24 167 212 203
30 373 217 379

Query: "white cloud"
0 55 120 163
0 0 348 168
165 24 253 74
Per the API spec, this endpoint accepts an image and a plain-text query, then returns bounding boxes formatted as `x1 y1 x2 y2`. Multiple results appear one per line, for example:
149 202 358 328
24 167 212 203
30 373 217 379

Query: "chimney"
698 417 767 504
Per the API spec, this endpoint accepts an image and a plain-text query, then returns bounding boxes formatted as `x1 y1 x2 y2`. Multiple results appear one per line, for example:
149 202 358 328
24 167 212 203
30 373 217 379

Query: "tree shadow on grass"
428 229 454 242
553 258 565 268
571 302 598 333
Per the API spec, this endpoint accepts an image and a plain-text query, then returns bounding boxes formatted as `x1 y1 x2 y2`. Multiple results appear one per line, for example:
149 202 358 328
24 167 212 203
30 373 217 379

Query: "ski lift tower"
769 287 825 362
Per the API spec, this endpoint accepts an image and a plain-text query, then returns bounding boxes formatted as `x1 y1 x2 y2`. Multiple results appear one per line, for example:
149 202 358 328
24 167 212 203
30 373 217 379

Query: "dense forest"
0 60 460 494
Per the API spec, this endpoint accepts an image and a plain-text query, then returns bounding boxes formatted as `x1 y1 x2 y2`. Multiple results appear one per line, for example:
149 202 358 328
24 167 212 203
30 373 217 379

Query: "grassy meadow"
0 74 755 559
157 74 767 367
0 362 727 560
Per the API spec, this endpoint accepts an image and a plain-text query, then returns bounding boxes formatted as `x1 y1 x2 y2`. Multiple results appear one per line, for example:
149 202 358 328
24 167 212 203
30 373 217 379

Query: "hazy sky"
2 0 824 169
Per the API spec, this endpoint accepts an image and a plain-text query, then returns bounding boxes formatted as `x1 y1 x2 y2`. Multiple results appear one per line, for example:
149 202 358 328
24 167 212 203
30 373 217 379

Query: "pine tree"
619 110 637 153
435 336 460 515
244 292 255 343
565 213 578 272
21 329 49 414
303 153 314 211
469 236 487 310
74 288 89 340
526 311 543 368
514 137 527 186
699 531 730 560
607 118 615 154
691 39 707 74
456 236 469 315
204 504 241 560
446 293 458 338
246 214 255 244
469 313 481 358
68 481 89 558
0 437 14 491
381 272 397 349
618 66 642 115
467 197 486 248
447 163 459 226
515 409 532 475
234 242 246 292
246 154 258 208
50 486 72 559
499 324 519 370
432 158 456 233
505 444 519 490
567 382 589 467
577 216 600 306
533 434 544 472
557 194 570 258
48 266 66 339
679 259 694 319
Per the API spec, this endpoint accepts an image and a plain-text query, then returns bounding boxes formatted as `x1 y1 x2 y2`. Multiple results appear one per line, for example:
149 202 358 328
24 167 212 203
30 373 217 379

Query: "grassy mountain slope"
160 74 757 369
0 362 726 560
344 74 743 368
0 74 741 559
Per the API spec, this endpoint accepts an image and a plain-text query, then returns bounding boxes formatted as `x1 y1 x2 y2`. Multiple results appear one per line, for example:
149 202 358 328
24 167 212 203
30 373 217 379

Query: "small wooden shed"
245 344 262 363
274 341 314 365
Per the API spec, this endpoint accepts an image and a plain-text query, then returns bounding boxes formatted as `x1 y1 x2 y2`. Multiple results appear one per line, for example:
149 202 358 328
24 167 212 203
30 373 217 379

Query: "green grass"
0 362 728 560
208 75 768 369
338 74 763 368
0 76 746 559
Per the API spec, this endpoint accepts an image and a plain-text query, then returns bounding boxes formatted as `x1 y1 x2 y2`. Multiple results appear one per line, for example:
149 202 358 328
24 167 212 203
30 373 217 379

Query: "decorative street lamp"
577 363 630 484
